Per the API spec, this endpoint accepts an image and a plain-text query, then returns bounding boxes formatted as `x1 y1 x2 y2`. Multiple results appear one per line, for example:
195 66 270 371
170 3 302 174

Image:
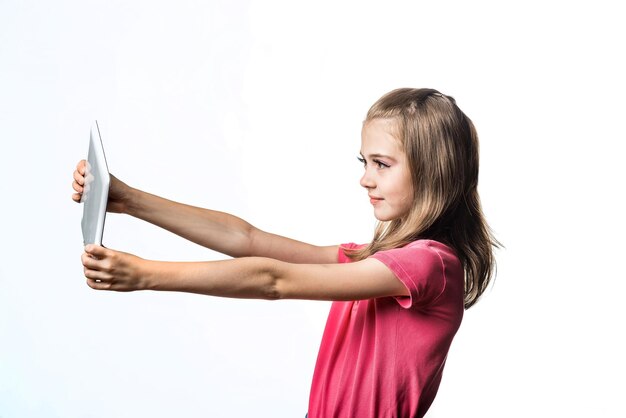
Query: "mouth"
369 195 384 205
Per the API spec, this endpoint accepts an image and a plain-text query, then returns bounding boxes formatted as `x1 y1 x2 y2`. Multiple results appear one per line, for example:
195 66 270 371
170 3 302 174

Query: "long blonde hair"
347 88 498 309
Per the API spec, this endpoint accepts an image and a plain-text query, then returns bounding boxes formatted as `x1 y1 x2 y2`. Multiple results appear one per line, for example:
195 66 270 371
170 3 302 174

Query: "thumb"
84 244 108 258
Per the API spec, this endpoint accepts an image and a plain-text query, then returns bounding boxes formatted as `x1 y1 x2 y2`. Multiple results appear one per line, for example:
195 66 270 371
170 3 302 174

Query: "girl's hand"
82 245 150 291
72 159 133 214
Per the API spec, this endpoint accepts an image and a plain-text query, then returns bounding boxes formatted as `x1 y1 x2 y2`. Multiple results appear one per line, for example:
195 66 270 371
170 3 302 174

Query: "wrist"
139 258 162 291
123 187 142 217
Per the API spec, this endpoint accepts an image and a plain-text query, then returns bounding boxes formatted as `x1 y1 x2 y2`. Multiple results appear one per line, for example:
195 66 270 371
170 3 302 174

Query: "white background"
1 0 625 417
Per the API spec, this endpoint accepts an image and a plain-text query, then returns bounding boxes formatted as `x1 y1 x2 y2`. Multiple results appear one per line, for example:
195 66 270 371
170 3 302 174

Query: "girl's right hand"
71 159 132 214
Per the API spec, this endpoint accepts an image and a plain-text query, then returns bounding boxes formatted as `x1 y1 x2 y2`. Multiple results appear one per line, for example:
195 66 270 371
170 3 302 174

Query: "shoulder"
402 240 461 271
370 240 463 308
337 243 367 263
373 240 459 269
337 240 460 269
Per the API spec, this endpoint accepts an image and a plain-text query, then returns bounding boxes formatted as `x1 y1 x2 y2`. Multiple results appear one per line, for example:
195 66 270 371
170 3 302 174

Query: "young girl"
72 88 497 418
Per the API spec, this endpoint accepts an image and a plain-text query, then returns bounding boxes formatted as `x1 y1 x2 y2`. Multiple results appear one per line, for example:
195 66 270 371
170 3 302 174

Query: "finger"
86 277 112 290
77 159 86 175
82 251 113 272
85 244 109 258
73 169 85 186
72 192 82 203
72 180 84 193
83 266 112 281
81 252 102 269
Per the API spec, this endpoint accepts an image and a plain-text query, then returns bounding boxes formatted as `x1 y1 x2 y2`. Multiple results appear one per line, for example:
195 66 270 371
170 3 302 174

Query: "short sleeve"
337 243 367 264
370 243 447 309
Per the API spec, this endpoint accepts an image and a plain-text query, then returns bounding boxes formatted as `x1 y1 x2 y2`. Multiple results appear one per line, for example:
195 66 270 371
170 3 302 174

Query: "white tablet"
81 121 110 245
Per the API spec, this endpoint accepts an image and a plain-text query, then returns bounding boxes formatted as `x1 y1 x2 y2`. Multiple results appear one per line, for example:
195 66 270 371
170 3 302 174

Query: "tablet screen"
81 121 110 245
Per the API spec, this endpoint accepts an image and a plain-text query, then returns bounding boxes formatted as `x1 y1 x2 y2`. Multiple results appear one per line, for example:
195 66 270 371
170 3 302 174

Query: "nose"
360 168 375 189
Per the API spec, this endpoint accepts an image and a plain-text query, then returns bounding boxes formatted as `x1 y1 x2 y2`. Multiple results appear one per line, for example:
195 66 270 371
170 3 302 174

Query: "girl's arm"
72 160 338 264
123 187 338 263
82 245 409 300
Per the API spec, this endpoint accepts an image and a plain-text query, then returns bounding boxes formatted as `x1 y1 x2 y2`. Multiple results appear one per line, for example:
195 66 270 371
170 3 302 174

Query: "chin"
373 207 409 222
373 211 394 222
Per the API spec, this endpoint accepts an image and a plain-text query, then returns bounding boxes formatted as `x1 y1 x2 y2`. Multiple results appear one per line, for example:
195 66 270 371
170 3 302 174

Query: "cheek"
399 173 414 202
406 182 415 203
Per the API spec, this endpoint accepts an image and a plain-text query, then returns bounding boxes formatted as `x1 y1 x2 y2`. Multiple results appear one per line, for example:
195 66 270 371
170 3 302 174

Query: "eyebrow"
359 152 398 162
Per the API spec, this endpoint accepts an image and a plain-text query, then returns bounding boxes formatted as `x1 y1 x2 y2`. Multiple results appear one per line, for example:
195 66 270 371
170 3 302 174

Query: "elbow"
262 259 285 301
264 282 282 301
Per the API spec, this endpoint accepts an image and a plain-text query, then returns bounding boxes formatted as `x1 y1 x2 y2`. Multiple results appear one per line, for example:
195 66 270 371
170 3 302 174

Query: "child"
72 88 497 418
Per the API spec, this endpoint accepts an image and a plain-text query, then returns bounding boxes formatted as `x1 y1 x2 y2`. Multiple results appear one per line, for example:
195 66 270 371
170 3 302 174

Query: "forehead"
360 118 403 156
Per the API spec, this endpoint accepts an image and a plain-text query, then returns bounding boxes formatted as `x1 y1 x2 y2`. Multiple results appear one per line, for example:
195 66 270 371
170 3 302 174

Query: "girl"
72 88 497 418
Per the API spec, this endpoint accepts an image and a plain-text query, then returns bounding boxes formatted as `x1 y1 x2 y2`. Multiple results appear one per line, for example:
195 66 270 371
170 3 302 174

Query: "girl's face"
359 118 414 222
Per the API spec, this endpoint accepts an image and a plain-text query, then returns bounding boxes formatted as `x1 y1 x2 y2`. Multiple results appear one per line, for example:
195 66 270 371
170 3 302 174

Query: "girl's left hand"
82 245 149 291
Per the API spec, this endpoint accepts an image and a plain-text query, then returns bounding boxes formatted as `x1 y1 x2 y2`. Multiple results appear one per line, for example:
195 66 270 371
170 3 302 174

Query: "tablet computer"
81 121 110 246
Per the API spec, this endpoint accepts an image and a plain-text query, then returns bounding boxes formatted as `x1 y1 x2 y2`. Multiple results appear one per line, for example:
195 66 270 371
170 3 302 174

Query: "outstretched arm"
72 160 338 264
122 188 338 263
82 245 409 301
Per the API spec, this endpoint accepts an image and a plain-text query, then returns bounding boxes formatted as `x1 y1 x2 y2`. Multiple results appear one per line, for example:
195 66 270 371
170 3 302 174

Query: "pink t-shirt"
308 240 464 418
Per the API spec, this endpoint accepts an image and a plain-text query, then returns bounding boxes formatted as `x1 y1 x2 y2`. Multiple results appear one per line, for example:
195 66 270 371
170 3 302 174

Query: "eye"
357 156 366 166
373 159 390 169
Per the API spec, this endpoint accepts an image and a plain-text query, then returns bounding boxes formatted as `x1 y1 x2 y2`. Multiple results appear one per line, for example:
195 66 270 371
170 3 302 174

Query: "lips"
369 195 383 205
